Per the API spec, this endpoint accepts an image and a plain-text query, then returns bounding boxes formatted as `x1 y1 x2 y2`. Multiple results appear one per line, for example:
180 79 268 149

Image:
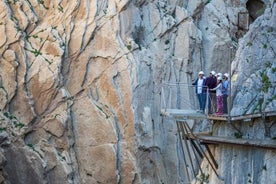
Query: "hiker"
210 76 223 115
216 73 222 79
222 73 229 114
205 71 217 114
192 71 206 113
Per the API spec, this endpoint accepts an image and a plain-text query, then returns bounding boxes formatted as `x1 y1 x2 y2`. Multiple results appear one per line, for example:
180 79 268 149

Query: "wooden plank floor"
162 109 276 122
192 135 276 150
161 109 206 120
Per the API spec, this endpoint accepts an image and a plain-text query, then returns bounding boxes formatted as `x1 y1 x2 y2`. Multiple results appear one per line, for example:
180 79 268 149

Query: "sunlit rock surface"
0 0 275 183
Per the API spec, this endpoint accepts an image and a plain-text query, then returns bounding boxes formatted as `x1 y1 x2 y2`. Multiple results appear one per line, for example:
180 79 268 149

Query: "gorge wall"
0 0 275 183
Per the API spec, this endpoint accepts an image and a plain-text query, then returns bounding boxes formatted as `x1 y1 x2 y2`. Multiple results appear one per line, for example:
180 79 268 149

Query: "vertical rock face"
231 1 276 116
0 0 275 184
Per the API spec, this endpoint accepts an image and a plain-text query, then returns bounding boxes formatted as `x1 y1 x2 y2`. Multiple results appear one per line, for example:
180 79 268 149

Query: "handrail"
161 83 211 116
161 82 276 121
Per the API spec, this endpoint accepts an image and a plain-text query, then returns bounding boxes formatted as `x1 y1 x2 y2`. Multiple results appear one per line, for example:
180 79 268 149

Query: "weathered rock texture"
0 0 275 184
231 0 276 116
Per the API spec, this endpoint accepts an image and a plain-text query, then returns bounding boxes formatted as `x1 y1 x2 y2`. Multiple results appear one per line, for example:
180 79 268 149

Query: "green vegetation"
265 95 276 108
256 7 265 17
58 5 64 13
3 111 25 130
267 27 274 33
29 48 42 57
126 44 132 51
14 122 25 128
0 127 7 132
199 172 209 184
43 58 53 65
54 114 61 118
27 143 35 151
3 112 16 120
58 152 66 161
24 27 57 65
234 132 242 139
38 0 49 10
263 44 267 49
265 63 272 68
27 143 43 158
252 97 263 113
246 42 253 46
7 0 20 4
260 71 271 93
95 104 110 119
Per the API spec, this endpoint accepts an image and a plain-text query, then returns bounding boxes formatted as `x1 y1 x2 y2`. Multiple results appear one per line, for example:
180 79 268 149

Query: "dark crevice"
112 73 124 184
246 0 265 23
67 104 81 184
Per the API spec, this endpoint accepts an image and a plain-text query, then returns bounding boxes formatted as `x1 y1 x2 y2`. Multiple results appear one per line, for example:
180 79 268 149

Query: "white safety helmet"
198 71 204 75
217 73 222 77
224 73 229 78
217 76 222 81
210 71 216 75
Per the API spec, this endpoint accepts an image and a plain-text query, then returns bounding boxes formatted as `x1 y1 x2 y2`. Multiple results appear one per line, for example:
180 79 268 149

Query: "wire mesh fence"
161 83 219 116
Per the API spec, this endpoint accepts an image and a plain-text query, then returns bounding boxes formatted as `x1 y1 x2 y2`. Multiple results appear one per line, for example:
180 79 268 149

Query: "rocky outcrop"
0 0 275 184
231 1 276 116
0 111 72 184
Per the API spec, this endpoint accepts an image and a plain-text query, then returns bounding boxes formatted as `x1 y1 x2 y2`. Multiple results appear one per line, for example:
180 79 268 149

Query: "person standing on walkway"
222 73 229 114
210 76 223 115
192 71 206 113
205 71 217 114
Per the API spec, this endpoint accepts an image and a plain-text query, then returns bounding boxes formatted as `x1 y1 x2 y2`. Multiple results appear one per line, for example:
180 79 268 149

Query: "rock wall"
198 117 276 184
231 0 276 116
0 0 275 183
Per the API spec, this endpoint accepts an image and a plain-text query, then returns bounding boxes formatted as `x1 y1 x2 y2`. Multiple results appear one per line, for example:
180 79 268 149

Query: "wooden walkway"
174 119 276 183
190 134 276 150
161 109 206 120
162 108 276 150
161 108 276 122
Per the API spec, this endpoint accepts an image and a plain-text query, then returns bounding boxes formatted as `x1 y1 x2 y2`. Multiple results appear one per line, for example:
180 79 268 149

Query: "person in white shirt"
192 71 206 113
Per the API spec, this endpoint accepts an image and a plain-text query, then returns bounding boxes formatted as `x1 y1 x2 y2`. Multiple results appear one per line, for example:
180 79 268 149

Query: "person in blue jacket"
222 73 229 114
192 71 206 113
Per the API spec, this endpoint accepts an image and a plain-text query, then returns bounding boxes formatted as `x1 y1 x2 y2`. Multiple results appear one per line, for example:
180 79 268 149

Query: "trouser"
208 93 216 114
222 94 228 114
217 95 223 114
197 93 206 111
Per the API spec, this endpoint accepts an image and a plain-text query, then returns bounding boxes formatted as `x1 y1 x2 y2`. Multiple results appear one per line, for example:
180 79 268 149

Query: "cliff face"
0 0 275 184
231 1 276 116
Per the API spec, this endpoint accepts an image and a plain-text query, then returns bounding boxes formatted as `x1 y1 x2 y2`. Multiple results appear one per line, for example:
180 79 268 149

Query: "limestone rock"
231 2 276 116
0 0 275 184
